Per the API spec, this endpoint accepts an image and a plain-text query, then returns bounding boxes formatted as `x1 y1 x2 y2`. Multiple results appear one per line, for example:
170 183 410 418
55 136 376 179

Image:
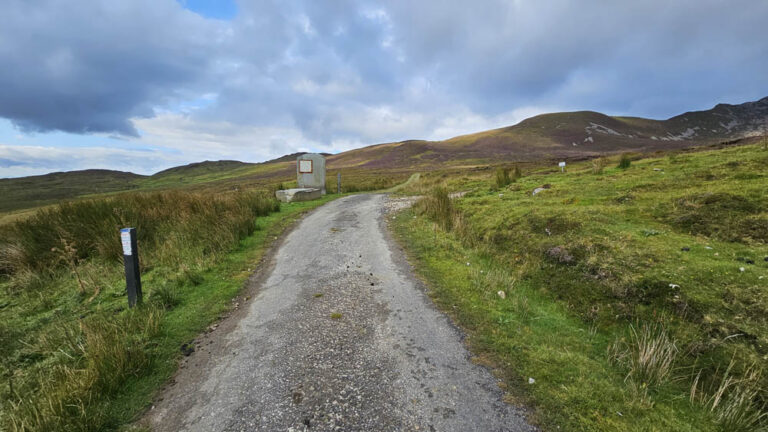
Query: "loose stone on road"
146 194 535 431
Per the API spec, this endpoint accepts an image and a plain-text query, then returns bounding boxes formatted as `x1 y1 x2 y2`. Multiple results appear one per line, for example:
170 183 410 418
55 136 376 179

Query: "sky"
1 0 767 178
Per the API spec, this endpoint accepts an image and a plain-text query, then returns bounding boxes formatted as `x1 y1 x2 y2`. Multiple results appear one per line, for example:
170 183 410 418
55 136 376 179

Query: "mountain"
325 96 768 169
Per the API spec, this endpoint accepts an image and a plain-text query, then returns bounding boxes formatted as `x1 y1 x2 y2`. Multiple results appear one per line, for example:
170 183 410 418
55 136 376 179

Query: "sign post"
337 172 341 194
120 228 142 308
559 161 566 172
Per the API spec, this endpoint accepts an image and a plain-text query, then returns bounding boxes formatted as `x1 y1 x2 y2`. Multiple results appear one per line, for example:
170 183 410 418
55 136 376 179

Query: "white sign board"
298 160 313 173
121 230 132 256
558 162 566 167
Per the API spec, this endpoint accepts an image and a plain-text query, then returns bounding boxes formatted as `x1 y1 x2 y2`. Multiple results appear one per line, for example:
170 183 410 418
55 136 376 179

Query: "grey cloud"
0 0 224 136
1 0 767 156
203 0 768 146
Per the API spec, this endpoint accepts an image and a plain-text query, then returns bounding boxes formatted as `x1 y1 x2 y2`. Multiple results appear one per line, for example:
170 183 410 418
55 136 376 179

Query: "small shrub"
618 154 632 169
494 167 511 189
591 157 606 174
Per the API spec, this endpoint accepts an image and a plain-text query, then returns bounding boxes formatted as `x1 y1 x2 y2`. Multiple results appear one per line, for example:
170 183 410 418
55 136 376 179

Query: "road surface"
146 194 534 432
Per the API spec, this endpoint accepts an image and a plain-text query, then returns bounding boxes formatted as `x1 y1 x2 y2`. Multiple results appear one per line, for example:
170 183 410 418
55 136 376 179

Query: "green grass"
392 143 768 431
0 192 335 431
139 160 289 189
0 170 144 213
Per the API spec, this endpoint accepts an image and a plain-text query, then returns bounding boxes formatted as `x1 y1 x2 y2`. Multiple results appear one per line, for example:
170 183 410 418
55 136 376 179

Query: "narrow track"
147 194 534 432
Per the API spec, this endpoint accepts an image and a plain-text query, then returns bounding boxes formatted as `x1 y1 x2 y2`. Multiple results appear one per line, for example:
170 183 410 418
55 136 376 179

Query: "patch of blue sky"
177 0 237 20
158 93 219 115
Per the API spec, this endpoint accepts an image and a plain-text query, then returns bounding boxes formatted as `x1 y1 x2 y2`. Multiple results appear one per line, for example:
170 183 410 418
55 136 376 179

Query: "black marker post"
120 227 142 307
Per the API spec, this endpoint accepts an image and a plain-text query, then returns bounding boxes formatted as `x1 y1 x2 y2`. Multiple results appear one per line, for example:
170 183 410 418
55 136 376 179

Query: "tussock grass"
692 359 767 431
414 187 455 231
413 187 475 244
608 321 679 403
592 157 607 174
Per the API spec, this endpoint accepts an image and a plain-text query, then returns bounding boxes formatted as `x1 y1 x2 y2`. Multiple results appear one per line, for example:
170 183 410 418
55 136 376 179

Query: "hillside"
2 96 766 213
328 96 768 169
0 169 145 212
394 142 768 430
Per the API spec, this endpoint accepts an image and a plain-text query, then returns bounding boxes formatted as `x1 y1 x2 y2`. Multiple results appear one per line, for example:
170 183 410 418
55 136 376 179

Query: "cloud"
1 0 767 178
0 0 226 136
0 143 182 177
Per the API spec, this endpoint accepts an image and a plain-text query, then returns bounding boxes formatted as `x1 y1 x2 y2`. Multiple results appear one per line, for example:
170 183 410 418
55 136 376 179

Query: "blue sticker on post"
121 228 133 256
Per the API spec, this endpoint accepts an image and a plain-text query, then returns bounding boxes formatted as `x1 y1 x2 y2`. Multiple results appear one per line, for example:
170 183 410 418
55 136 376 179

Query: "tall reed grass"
1 189 280 431
0 190 279 285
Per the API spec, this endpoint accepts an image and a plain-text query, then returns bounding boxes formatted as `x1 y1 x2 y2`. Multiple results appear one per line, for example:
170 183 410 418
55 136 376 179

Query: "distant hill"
2 96 766 213
326 96 768 169
152 160 252 178
0 169 145 212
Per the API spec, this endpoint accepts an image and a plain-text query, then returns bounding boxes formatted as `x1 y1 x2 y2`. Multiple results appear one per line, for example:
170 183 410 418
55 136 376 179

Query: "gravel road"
146 194 535 432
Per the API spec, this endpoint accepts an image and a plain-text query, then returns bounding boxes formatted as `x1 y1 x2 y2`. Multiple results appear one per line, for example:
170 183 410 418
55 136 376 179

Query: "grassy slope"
392 143 768 431
140 160 292 189
0 196 335 430
0 170 145 213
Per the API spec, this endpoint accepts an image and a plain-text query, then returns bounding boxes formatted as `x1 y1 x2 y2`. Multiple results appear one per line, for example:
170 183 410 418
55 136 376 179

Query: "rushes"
495 167 511 189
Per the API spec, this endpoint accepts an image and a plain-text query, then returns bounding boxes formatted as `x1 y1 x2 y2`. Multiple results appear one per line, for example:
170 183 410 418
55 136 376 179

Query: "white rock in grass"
528 377 535 384
739 267 745 272
669 283 680 289
497 290 506 299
